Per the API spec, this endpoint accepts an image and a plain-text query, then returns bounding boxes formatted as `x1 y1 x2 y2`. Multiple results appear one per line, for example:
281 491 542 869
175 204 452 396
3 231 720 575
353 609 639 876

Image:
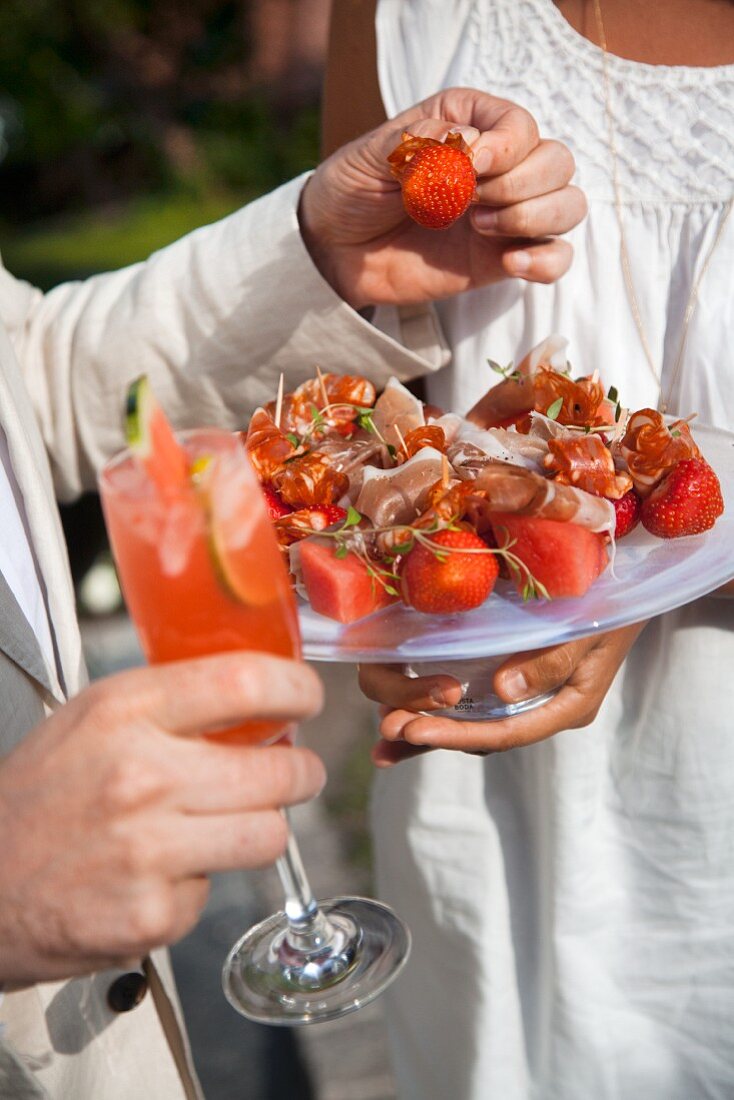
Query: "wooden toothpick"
441 453 450 489
315 365 330 408
394 423 409 459
274 373 284 430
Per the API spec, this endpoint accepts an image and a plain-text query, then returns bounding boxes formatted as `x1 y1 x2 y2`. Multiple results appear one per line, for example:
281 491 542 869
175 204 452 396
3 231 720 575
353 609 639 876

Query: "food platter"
299 423 734 664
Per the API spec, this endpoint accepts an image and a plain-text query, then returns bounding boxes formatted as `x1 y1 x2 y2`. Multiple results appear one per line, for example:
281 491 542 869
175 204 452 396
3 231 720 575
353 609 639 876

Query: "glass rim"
98 425 242 497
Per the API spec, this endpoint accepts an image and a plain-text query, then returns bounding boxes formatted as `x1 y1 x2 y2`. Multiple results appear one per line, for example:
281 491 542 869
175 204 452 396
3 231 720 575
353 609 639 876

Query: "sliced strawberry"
262 483 293 521
388 132 476 230
640 458 724 539
274 504 348 547
400 528 499 614
301 504 348 528
610 488 641 539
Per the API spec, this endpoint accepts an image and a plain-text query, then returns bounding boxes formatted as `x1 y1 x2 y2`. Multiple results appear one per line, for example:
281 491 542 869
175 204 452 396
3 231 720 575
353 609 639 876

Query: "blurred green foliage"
0 0 321 286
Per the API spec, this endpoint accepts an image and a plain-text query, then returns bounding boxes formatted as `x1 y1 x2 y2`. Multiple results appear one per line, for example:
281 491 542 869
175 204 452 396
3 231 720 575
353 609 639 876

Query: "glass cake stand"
300 423 734 720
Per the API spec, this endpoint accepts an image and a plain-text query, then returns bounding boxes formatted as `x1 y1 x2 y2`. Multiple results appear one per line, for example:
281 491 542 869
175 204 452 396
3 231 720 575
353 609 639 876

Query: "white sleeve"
1 173 449 499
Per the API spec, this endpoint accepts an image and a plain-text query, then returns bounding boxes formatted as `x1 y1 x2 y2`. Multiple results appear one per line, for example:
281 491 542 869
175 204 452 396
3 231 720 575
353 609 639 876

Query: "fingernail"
429 687 448 706
501 670 529 702
507 251 532 274
473 208 499 232
473 147 492 175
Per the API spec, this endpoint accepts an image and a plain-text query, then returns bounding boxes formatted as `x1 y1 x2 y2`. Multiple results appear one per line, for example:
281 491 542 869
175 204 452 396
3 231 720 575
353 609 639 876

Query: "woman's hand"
300 86 587 309
359 622 645 766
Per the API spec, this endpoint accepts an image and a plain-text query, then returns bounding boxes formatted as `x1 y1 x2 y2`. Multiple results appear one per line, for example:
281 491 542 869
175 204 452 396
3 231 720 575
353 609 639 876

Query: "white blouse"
372 4 734 1099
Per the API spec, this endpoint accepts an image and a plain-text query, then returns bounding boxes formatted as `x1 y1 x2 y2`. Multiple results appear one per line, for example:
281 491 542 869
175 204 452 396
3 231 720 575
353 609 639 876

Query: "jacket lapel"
0 323 85 702
0 570 55 697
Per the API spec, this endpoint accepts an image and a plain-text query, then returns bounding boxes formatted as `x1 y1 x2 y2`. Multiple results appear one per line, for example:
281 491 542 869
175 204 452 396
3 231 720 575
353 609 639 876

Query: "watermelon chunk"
299 539 396 623
490 513 608 599
126 375 188 497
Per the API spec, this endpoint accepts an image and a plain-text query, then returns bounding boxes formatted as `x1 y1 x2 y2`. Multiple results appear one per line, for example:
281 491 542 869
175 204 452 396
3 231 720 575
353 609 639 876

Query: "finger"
164 811 291 876
171 743 326 814
472 102 540 177
494 623 647 703
397 118 482 150
358 663 463 711
497 238 575 283
108 653 324 737
377 680 587 752
474 140 576 204
493 637 600 703
371 739 434 768
405 90 541 176
166 878 211 943
114 878 211 957
472 186 588 239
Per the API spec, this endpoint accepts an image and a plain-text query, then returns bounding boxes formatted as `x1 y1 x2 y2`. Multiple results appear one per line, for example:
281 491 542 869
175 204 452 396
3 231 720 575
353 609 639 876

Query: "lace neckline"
540 0 734 82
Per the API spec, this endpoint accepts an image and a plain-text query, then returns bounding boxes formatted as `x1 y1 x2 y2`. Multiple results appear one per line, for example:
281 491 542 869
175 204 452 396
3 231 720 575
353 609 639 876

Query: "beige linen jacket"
0 172 447 1098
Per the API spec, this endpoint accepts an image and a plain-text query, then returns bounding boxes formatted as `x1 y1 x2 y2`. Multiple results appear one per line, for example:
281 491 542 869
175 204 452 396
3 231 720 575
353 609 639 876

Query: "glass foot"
405 657 558 721
222 896 410 1025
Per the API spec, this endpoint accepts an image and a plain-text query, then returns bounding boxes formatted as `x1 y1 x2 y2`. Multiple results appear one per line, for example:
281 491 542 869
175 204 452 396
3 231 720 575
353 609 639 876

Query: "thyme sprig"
309 508 551 603
292 401 392 452
488 358 521 383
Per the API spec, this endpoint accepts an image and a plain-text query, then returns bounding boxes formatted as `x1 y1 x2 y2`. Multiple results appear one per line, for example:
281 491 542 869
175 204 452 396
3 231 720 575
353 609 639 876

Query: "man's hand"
300 87 587 309
0 652 324 985
359 623 645 766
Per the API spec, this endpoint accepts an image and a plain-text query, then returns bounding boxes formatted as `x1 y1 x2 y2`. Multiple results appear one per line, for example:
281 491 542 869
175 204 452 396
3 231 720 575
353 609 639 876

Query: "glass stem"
275 810 336 955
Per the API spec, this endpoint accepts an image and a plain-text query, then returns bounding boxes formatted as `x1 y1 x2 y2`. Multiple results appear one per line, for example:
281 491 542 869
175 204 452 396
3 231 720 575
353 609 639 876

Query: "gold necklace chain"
592 0 734 413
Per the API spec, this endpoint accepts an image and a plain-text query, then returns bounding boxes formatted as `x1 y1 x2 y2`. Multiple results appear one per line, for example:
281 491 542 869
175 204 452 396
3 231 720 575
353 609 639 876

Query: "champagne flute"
99 426 410 1024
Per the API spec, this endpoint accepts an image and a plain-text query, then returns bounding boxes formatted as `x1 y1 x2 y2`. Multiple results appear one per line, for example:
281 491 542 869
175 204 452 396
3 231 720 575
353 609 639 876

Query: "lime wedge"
204 453 284 607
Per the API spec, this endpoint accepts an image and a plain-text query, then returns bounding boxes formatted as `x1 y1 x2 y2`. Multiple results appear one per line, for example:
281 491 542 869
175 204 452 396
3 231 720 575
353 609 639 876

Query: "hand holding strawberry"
299 87 587 309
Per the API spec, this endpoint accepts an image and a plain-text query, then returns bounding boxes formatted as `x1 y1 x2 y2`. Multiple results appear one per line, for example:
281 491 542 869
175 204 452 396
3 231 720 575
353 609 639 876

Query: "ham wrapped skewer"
615 408 701 497
467 335 569 428
543 435 632 499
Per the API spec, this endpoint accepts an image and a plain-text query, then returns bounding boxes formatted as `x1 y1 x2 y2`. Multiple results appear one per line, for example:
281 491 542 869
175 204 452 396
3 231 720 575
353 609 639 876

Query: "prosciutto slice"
372 377 425 448
449 422 549 473
543 435 632 499
467 334 569 428
473 461 615 536
355 446 446 526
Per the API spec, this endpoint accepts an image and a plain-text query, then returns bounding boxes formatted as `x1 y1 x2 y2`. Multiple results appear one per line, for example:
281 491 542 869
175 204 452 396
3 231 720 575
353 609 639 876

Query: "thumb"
493 637 598 703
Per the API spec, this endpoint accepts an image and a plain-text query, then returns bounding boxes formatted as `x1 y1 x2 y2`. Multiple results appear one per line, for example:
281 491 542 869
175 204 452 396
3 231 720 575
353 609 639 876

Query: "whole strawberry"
400 528 499 614
388 131 476 230
611 488 642 539
640 458 724 538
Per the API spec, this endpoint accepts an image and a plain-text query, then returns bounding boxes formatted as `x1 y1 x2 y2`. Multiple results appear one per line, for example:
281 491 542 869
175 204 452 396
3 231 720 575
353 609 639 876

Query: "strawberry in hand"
400 528 499 614
640 458 724 538
388 131 476 230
